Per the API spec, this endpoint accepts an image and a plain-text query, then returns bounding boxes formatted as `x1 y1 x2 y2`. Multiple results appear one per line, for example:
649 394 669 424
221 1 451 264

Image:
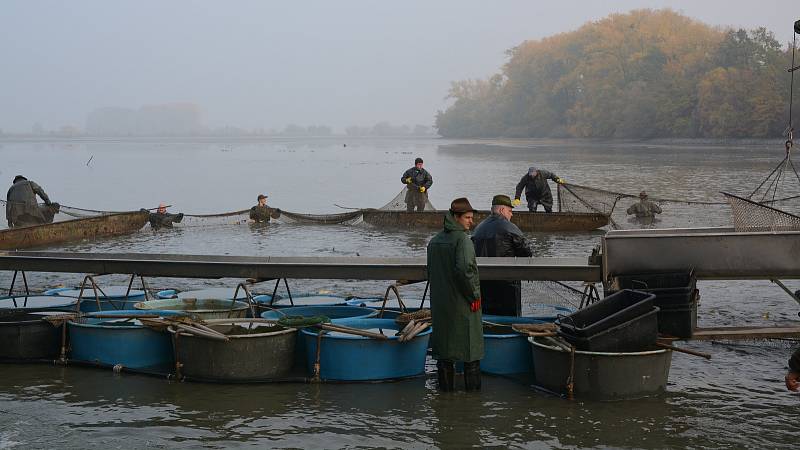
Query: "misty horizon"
0 0 795 135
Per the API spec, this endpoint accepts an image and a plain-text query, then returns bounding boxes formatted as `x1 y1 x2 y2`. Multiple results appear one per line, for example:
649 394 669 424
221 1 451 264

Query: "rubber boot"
464 360 481 392
436 360 455 392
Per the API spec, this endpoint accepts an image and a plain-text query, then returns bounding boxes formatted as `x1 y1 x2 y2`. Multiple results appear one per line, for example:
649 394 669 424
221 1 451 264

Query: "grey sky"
0 0 796 133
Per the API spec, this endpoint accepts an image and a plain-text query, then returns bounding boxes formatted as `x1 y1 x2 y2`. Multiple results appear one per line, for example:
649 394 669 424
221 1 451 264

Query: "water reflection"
2 139 800 448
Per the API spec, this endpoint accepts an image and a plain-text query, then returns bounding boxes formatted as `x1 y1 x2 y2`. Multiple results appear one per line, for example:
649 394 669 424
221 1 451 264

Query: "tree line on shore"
435 9 799 139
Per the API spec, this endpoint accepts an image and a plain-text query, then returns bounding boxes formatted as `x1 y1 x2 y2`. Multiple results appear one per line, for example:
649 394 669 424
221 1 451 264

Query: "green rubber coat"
427 212 484 363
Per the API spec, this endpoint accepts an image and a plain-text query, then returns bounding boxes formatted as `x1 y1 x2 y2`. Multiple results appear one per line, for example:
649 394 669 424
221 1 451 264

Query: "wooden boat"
0 211 149 250
360 209 608 232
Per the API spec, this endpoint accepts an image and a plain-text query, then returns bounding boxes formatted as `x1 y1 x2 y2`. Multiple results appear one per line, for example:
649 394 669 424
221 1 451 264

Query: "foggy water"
1 137 799 448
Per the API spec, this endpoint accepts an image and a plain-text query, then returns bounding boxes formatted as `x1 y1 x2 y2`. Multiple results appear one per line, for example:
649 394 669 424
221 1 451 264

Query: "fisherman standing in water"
142 203 184 230
249 194 281 223
401 157 433 212
626 191 662 225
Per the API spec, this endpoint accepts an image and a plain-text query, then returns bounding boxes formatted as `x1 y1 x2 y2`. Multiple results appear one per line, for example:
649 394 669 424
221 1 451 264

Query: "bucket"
530 336 672 400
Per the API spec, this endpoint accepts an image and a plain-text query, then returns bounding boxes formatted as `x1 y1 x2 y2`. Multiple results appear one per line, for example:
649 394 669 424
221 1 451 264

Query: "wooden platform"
688 326 800 340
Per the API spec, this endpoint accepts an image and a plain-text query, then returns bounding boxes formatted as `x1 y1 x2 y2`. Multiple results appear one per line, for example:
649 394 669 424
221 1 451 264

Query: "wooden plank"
689 326 800 340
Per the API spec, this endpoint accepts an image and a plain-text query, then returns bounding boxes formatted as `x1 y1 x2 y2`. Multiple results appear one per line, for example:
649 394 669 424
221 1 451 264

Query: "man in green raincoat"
427 197 483 392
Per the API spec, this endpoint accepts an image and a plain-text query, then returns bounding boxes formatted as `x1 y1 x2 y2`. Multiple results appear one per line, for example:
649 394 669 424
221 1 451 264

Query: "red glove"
470 298 481 312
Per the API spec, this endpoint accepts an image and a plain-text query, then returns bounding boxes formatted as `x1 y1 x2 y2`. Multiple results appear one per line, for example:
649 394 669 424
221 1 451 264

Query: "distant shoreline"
0 135 785 147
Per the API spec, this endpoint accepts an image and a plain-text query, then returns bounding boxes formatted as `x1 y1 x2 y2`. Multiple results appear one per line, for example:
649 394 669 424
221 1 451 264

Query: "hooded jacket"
427 212 483 362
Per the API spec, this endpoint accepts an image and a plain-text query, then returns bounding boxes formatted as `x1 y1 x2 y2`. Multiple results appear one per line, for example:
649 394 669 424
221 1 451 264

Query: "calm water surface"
1 137 799 448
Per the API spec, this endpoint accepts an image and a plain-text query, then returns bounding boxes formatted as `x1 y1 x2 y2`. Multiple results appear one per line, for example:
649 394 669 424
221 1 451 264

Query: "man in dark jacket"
472 194 533 316
786 347 800 391
6 175 54 227
249 194 281 223
401 157 433 212
428 197 483 392
513 166 565 212
142 203 184 230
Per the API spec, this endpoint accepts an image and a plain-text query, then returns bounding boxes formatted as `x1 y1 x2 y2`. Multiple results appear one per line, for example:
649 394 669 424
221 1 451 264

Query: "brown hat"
492 194 514 208
257 194 267 200
639 191 648 199
449 197 476 214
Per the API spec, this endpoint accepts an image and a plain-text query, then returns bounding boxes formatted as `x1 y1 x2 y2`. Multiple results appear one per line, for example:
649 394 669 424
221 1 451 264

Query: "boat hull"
361 209 608 232
0 211 149 250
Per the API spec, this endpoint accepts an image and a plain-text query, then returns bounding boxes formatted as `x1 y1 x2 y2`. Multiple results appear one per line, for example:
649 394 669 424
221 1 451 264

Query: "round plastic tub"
68 310 186 372
301 318 430 381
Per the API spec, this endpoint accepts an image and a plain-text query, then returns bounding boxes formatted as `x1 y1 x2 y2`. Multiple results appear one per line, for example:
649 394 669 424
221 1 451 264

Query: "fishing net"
278 210 364 225
556 183 800 230
378 187 437 211
723 192 800 232
523 279 597 313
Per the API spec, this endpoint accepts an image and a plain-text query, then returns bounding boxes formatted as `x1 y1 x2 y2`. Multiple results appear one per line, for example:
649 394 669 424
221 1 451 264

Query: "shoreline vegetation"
435 9 799 140
0 134 785 148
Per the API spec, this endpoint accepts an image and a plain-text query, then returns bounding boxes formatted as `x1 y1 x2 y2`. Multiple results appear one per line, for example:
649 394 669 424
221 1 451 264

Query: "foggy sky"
0 0 796 133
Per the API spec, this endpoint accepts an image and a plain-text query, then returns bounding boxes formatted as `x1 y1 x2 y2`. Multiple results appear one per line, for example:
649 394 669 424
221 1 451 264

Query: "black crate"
657 302 697 338
557 307 660 352
557 289 655 338
607 272 696 308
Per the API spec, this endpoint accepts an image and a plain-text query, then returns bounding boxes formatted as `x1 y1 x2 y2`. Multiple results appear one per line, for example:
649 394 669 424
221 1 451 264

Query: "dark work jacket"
144 210 184 230
401 167 433 190
790 347 800 372
6 180 51 227
249 205 281 223
514 169 558 204
472 214 533 316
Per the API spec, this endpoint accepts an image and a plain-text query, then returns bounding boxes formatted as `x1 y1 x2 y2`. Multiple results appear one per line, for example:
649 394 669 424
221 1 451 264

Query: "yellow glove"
512 198 521 207
404 177 412 184
419 186 426 193
556 177 565 184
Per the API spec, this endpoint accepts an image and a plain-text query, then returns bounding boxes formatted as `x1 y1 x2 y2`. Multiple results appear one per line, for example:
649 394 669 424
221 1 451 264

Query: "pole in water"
86 155 93 166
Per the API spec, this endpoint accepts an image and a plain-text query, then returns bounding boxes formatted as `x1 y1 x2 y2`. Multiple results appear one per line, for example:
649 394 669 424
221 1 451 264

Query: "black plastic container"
556 289 655 338
606 272 696 308
657 303 697 338
557 307 659 352
606 272 698 337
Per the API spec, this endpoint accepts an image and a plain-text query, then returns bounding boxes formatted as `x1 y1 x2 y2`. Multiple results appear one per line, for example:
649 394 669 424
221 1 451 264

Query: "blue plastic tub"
301 318 430 381
261 306 378 369
344 296 427 310
45 286 147 313
156 287 272 301
269 293 348 307
68 310 185 373
260 306 377 321
0 295 78 313
482 315 548 375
